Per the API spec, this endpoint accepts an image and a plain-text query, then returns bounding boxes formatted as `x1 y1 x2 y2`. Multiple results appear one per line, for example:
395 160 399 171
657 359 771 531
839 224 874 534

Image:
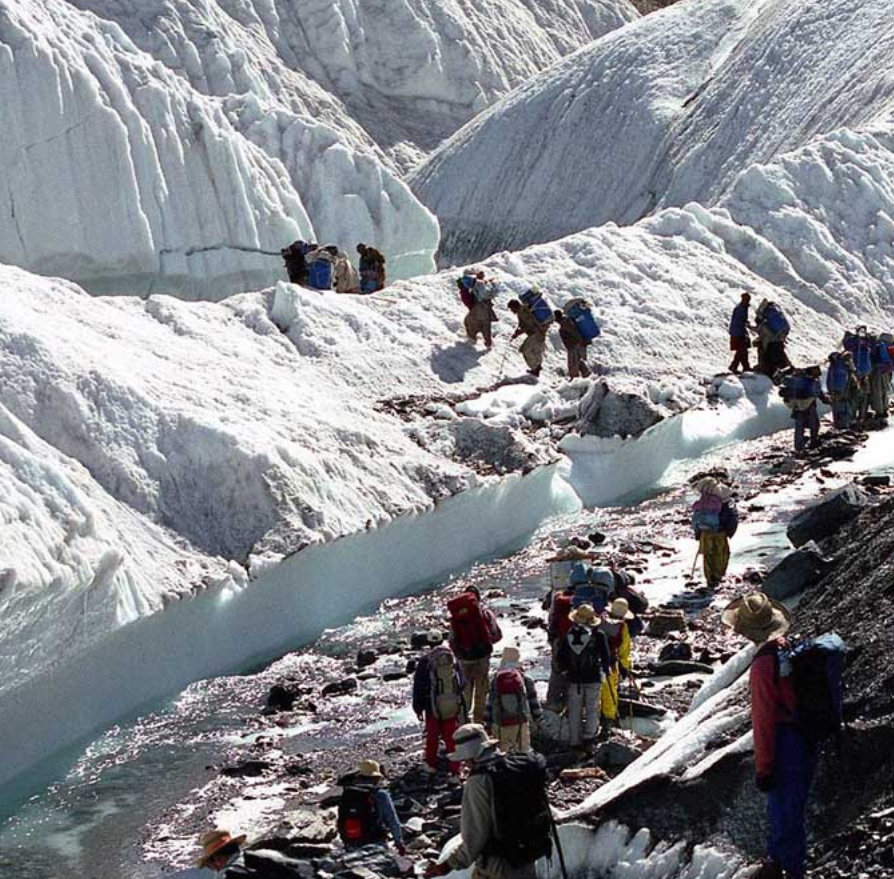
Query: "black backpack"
476 752 553 868
337 785 384 847
779 633 847 745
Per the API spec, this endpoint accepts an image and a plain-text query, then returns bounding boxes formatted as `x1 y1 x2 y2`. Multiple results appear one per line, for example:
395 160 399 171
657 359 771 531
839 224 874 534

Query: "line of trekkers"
281 240 387 295
729 293 893 451
199 474 839 879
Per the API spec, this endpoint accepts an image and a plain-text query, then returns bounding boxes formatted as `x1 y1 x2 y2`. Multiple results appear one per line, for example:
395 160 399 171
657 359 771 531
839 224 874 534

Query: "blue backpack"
826 355 849 395
844 330 873 378
764 303 790 337
565 299 601 342
520 289 553 325
781 374 816 402
307 257 333 290
570 583 612 613
692 509 720 533
872 339 894 374
778 633 847 745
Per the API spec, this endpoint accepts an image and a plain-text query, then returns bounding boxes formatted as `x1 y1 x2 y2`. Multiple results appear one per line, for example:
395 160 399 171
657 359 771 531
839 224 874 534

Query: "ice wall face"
411 0 894 267
0 0 439 299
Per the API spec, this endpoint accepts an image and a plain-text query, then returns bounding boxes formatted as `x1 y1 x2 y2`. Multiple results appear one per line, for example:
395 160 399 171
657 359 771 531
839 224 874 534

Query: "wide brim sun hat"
721 593 791 644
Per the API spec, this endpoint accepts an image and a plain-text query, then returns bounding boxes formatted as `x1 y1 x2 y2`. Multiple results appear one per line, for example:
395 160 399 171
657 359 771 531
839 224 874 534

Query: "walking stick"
548 808 570 879
497 340 512 379
690 543 702 581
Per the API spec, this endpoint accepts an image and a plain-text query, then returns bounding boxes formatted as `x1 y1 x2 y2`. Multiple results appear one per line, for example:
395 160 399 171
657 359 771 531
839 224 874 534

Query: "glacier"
411 0 894 266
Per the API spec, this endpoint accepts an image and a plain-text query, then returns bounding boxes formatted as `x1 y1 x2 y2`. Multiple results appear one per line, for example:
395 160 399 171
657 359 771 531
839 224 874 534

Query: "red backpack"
448 593 500 659
493 668 528 727
551 593 573 640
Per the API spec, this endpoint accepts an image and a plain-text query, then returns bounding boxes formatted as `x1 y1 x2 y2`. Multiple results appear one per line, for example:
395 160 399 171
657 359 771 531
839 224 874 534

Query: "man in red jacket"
722 593 818 879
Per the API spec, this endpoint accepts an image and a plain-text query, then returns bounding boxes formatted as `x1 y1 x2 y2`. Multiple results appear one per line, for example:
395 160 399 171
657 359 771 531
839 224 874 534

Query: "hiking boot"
752 860 784 879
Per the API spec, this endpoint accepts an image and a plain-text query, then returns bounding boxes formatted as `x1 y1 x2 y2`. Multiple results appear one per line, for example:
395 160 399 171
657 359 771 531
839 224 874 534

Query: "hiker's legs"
546 646 567 709
729 337 750 373
600 668 619 722
424 714 441 770
582 683 600 742
461 657 490 724
807 404 820 445
579 351 591 377
767 726 817 879
567 346 579 379
463 310 479 342
521 333 545 372
793 412 806 451
831 398 849 429
701 532 730 586
567 685 584 746
443 716 461 775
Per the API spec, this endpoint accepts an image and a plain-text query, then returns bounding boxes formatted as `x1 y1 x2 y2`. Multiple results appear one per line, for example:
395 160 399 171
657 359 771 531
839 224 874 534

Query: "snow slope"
411 0 894 266
0 0 438 300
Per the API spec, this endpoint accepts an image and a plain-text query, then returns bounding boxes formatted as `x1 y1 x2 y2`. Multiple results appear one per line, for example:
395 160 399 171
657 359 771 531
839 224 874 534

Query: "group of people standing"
729 293 893 450
457 271 600 379
281 240 386 295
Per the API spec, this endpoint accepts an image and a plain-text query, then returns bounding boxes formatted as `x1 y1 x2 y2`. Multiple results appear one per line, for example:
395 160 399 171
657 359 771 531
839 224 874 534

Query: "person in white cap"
424 724 551 879
484 646 542 753
600 597 634 728
722 593 814 879
556 604 611 750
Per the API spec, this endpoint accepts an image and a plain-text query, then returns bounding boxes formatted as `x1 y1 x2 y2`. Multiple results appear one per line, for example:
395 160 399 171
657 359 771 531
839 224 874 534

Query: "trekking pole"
497 340 512 379
548 808 570 879
689 544 702 581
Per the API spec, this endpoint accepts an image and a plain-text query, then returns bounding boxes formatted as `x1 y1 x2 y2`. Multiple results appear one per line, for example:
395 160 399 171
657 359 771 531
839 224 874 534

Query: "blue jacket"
729 302 750 337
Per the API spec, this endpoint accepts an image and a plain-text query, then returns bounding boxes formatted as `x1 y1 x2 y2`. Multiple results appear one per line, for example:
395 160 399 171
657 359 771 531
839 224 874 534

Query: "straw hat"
447 723 497 763
608 598 635 621
196 829 247 867
358 759 384 780
721 593 791 644
568 604 599 626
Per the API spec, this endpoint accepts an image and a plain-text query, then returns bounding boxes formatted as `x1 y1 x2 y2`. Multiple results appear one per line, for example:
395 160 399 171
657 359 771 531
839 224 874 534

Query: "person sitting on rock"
599 598 634 729
692 476 739 589
196 828 249 875
412 631 466 778
337 759 406 855
556 604 610 751
281 240 315 286
484 646 542 753
721 593 816 879
357 243 386 294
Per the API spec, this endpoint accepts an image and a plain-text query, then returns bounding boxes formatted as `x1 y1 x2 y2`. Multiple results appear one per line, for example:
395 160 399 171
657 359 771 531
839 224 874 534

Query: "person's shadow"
429 342 485 383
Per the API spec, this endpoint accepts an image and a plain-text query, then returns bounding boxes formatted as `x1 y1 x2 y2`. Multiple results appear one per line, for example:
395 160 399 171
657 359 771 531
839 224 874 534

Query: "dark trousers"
767 725 818 878
729 335 750 372
793 404 820 451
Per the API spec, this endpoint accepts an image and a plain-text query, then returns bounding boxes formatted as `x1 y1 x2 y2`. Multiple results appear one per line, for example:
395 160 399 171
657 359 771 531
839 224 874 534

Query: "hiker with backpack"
334 249 361 294
459 269 497 349
842 328 873 426
612 568 648 638
826 351 857 430
571 564 615 614
424 724 553 879
357 243 386 294
599 598 634 728
728 292 752 374
337 759 406 855
556 604 611 750
691 477 739 589
281 240 316 285
412 632 467 778
448 586 502 725
553 299 600 379
484 646 543 753
508 290 552 377
754 300 791 377
781 367 826 453
545 581 576 710
722 593 846 879
304 245 337 291
869 333 893 422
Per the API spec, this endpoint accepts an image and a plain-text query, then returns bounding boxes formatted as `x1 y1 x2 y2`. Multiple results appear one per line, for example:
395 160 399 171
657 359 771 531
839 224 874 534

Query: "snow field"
413 0 894 280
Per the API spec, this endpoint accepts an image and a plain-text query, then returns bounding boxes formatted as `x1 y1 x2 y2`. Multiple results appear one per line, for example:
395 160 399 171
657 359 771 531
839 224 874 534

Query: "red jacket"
749 639 798 777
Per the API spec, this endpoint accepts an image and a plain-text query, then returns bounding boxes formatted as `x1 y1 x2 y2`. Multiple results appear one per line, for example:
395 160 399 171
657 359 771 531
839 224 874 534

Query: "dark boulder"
322 678 358 697
264 683 299 713
787 484 869 548
658 642 693 663
762 542 831 600
356 648 379 669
